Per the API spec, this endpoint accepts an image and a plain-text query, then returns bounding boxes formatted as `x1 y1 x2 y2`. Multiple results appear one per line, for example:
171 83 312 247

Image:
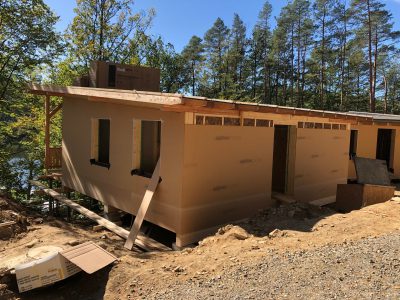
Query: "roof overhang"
28 84 184 109
28 84 374 123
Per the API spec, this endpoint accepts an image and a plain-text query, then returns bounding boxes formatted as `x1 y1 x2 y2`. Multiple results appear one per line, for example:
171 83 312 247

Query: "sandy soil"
1 196 400 299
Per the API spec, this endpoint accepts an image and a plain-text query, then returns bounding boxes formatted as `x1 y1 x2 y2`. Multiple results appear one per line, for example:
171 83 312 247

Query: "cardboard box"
15 242 117 293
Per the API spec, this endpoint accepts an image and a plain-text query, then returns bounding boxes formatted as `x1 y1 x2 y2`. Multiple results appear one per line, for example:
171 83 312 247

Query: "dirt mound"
0 198 29 240
199 225 251 247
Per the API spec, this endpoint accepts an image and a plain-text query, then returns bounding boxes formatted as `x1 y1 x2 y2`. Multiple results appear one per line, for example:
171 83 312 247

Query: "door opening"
272 125 289 193
376 128 395 171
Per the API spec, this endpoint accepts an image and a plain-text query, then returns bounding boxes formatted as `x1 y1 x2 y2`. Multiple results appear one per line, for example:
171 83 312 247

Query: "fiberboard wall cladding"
294 128 350 203
349 124 400 178
177 125 275 246
61 96 185 233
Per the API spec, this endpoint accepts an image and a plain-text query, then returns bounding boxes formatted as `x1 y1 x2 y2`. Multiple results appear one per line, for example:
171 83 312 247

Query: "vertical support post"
48 178 53 215
66 190 72 222
44 95 50 172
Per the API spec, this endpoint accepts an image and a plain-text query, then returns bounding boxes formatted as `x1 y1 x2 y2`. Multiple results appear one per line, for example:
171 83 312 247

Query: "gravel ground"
149 233 400 300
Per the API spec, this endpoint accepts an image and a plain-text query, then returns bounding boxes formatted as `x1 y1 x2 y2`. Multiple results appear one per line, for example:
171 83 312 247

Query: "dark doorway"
272 125 289 193
376 129 394 170
349 130 358 159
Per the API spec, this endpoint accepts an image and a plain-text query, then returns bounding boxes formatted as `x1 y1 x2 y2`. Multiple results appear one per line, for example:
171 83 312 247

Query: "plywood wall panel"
351 124 400 178
179 126 275 245
294 128 350 203
61 97 184 232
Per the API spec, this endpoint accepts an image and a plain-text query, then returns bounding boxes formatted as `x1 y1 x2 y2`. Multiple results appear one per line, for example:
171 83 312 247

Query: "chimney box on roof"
84 61 160 92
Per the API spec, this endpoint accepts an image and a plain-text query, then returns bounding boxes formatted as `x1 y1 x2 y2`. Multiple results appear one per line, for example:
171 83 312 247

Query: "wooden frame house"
29 83 386 247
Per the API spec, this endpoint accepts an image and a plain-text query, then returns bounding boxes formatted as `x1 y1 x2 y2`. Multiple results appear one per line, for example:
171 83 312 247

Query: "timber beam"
30 180 170 252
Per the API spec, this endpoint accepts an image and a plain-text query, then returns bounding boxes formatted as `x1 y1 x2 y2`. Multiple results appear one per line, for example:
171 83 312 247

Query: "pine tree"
351 0 400 112
202 17 230 98
248 2 273 103
182 36 204 96
227 14 248 99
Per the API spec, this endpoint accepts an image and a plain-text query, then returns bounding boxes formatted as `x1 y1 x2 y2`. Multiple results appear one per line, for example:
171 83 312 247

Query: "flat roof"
348 111 400 123
29 84 374 122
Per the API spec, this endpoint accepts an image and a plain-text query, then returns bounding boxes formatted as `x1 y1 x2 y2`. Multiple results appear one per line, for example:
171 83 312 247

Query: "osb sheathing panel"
179 125 275 246
350 124 400 178
294 128 350 203
61 96 185 233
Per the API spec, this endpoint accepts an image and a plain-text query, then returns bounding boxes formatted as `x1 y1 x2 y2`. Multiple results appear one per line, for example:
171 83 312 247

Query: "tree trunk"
383 74 388 114
340 2 347 111
192 61 196 96
367 0 375 112
373 25 379 111
290 24 295 106
320 6 326 109
296 15 301 108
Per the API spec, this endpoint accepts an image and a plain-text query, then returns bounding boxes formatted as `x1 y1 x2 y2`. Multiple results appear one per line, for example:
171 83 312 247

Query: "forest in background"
0 0 400 199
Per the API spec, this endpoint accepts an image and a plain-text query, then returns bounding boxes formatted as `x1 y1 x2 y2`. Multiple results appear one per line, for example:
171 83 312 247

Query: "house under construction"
29 61 400 248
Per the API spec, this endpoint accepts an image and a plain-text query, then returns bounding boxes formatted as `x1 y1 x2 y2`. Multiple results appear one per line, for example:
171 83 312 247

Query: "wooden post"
44 95 50 172
66 190 72 222
48 178 53 215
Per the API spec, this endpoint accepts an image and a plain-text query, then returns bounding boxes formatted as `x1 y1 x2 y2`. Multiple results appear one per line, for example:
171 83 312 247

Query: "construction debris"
15 242 117 293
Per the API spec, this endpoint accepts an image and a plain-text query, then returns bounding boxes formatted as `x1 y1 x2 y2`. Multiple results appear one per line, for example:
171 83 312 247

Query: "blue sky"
45 0 400 52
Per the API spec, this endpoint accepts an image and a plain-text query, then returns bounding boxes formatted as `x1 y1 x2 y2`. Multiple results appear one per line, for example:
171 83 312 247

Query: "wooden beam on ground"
124 160 160 250
30 180 169 252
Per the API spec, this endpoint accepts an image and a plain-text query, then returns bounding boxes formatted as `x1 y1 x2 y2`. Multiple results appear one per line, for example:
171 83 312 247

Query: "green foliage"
2 0 400 200
182 36 204 96
65 0 155 68
178 0 400 112
0 0 61 198
201 17 230 98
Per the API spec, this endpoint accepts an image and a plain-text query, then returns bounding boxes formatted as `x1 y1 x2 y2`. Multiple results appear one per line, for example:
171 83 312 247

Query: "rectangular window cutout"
332 124 340 130
323 123 332 129
256 119 270 127
298 122 304 128
314 123 323 129
305 122 314 129
349 130 358 159
90 119 110 168
140 120 161 176
195 115 204 125
224 117 240 126
205 116 223 125
340 124 347 130
243 118 255 127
